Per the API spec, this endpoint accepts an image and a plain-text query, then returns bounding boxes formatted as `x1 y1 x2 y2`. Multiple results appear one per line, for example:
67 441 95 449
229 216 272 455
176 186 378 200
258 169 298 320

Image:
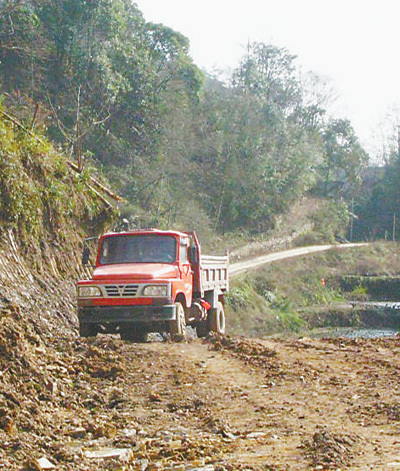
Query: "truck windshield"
99 235 177 264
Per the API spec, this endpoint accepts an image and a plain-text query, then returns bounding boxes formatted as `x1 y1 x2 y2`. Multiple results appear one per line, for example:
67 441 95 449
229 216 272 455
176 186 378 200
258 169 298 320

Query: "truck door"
179 237 193 306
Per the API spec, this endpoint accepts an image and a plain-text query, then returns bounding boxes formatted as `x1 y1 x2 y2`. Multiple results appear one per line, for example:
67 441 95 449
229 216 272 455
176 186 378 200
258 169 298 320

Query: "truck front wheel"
209 302 226 335
170 302 187 341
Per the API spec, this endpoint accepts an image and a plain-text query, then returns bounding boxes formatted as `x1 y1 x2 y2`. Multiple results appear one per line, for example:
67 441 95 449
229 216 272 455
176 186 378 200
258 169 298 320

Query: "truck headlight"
78 286 102 298
142 285 169 297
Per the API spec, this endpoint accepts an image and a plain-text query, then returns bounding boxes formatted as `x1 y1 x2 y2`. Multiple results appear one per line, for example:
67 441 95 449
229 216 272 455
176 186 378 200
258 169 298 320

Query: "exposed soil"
2 322 400 471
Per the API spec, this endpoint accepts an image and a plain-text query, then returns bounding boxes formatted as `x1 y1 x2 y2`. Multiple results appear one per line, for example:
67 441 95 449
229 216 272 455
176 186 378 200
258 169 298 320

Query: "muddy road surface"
2 331 400 470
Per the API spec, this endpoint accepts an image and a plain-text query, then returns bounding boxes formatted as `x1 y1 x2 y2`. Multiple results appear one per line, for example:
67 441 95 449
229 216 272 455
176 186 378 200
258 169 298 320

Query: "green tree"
192 70 320 233
231 42 301 121
0 1 42 93
355 138 400 240
0 3 369 240
315 119 368 198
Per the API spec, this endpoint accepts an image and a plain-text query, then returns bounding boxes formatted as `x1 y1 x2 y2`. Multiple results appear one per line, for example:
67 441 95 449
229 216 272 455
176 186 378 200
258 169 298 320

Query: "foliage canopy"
0 1 372 238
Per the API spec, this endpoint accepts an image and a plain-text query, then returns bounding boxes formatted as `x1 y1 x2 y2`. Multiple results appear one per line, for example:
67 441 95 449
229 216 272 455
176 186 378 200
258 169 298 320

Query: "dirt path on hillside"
2 332 400 470
229 243 370 276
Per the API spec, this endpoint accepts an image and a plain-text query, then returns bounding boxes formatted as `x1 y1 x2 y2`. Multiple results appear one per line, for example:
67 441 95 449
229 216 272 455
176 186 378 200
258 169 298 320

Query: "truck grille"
104 284 139 297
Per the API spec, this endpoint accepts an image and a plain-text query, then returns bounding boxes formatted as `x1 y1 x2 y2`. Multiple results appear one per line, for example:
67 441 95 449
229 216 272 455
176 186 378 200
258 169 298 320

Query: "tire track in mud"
130 339 306 469
211 335 400 470
124 338 365 469
136 336 400 470
4 331 400 470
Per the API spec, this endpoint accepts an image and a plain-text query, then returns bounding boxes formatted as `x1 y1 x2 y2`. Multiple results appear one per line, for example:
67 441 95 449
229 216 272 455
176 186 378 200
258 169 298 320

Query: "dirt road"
3 329 400 470
229 243 369 276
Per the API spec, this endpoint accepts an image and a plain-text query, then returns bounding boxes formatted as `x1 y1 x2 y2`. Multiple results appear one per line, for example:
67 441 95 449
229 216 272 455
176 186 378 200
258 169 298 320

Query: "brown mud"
1 320 400 470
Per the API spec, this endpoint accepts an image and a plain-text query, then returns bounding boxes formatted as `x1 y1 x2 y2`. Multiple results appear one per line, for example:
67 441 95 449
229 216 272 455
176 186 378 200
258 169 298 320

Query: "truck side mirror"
82 246 90 265
188 246 198 264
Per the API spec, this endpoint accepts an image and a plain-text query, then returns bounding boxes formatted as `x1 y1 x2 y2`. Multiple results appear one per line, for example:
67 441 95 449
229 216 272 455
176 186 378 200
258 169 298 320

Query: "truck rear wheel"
170 302 187 341
209 302 226 335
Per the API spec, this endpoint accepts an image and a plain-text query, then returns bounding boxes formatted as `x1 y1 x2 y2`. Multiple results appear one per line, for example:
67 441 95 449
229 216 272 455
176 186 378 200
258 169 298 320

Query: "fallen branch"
66 160 125 202
87 184 113 209
0 108 47 146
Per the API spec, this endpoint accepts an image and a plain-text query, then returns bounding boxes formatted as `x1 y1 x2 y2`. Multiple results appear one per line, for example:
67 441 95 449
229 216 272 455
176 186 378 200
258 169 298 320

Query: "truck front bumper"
78 304 177 325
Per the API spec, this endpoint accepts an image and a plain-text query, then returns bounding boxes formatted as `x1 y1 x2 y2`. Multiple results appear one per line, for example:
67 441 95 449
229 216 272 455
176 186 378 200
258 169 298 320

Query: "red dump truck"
77 229 229 341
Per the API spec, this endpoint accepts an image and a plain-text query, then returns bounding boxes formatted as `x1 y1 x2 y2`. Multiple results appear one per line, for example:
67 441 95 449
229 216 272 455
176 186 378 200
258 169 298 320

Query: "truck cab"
77 229 228 341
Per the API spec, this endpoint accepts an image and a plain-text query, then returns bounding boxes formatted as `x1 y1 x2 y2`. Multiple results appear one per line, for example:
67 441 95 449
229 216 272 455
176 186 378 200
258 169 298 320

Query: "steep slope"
0 109 117 336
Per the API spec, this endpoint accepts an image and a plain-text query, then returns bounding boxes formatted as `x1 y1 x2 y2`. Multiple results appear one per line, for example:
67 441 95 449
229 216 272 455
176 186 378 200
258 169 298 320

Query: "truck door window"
180 239 189 263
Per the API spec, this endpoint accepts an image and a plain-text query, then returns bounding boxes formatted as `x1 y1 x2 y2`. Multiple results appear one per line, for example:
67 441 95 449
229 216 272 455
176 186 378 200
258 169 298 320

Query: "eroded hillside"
0 109 116 334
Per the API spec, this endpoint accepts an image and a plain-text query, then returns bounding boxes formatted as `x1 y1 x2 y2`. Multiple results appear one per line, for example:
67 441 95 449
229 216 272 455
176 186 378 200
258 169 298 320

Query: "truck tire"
170 302 187 341
209 302 226 335
79 323 98 338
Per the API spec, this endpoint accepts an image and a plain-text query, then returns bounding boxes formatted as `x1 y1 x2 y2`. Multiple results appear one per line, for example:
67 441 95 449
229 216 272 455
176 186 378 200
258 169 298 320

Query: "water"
351 302 400 310
309 327 398 339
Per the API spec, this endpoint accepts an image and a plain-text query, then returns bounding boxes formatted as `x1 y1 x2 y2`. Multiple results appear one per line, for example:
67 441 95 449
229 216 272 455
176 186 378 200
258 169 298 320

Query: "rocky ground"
1 311 400 471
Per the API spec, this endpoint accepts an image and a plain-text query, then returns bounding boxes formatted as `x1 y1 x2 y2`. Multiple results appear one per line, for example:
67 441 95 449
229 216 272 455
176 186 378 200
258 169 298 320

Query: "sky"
135 0 400 158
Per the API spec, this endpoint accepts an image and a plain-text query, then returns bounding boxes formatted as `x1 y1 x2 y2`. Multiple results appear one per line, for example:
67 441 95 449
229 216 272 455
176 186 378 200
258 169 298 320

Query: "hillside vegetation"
0 0 380 241
0 109 115 242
